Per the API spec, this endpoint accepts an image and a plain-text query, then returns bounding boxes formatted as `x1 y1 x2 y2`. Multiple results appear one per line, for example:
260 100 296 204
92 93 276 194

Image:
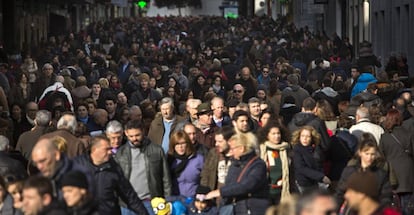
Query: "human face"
167 87 175 97
21 74 28 84
187 103 199 120
107 132 123 149
92 84 101 95
105 100 117 114
87 103 96 116
257 90 266 100
267 127 282 145
12 105 22 119
211 100 224 118
344 189 363 211
184 125 197 144
174 138 187 156
160 103 174 120
168 78 176 87
358 147 377 168
117 93 128 105
124 128 144 146
249 102 261 118
194 200 208 211
233 116 249 132
351 69 359 79
141 79 149 89
32 148 59 178
301 196 337 215
22 188 44 215
228 139 244 160
77 105 88 118
43 66 53 77
8 183 23 209
197 76 206 85
62 186 86 207
262 68 270 77
215 134 228 153
260 113 271 127
233 85 244 99
91 140 112 165
241 67 250 80
0 185 5 203
26 103 38 120
198 112 212 126
299 129 312 146
149 78 157 88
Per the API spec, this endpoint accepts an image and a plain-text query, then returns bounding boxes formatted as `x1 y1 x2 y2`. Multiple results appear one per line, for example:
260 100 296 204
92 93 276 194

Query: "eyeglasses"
262 70 269 73
152 202 167 214
233 89 242 93
324 209 337 215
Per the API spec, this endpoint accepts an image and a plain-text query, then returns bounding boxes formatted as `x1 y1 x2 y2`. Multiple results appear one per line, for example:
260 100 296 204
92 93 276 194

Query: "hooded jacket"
351 73 377 98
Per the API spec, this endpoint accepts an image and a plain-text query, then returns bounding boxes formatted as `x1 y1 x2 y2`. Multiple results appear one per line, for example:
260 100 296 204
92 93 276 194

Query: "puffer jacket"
115 138 172 197
73 154 148 215
351 73 377 98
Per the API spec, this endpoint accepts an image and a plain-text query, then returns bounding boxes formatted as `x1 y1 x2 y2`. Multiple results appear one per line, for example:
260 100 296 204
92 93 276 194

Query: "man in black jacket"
115 120 171 215
73 135 148 215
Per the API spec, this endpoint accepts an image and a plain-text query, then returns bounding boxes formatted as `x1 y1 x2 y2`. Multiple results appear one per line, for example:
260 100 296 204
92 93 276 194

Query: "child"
189 186 218 215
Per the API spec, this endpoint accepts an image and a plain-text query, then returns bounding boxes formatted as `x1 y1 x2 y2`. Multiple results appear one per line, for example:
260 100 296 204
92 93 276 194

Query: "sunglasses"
262 70 269 73
233 89 242 93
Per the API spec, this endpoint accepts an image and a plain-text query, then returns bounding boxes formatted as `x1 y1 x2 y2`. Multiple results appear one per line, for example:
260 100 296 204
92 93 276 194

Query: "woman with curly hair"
292 126 331 193
258 120 292 204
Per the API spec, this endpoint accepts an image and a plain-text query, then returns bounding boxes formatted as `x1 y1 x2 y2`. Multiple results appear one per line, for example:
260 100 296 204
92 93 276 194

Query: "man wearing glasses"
231 84 245 103
194 103 217 149
258 65 271 89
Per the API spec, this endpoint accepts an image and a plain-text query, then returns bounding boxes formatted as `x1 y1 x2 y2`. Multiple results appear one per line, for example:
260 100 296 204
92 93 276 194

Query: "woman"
9 72 33 106
6 176 24 215
258 120 292 204
0 176 14 215
167 76 182 96
192 74 208 100
211 75 225 98
292 126 331 193
206 132 269 215
379 109 414 215
167 131 204 198
315 99 337 136
336 133 393 207
76 103 89 124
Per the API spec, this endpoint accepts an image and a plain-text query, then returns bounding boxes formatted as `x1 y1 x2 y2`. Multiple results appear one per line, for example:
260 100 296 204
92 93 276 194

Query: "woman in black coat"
292 126 331 193
379 109 414 215
205 132 269 215
336 133 393 208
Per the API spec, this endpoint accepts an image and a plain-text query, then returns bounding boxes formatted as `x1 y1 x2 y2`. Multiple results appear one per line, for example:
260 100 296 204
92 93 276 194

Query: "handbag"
390 133 413 157
218 156 259 215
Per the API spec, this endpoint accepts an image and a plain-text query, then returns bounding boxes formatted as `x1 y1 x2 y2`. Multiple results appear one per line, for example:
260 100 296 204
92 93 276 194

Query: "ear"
55 151 61 161
42 194 52 206
301 107 305 112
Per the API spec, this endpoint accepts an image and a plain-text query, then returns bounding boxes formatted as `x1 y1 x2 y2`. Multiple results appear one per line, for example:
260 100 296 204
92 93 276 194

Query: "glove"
322 176 331 184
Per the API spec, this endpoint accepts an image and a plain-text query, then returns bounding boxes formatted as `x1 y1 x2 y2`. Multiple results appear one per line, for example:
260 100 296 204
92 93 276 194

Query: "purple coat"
170 153 204 197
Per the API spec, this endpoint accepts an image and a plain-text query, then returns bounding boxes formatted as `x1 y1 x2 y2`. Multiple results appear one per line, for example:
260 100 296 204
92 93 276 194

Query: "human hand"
205 189 221 200
322 176 331 184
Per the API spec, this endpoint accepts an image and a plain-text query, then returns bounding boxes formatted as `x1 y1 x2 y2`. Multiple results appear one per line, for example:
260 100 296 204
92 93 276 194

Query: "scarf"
260 141 291 202
169 153 191 178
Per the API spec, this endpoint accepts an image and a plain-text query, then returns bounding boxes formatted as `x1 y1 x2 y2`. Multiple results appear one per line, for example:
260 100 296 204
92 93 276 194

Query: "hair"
98 78 109 88
124 119 144 131
57 114 78 134
316 99 336 120
258 119 290 144
215 126 236 141
232 110 249 121
356 106 370 119
106 120 123 134
296 190 335 215
291 126 321 146
355 133 381 162
76 76 88 87
228 132 258 154
302 97 316 111
382 108 403 132
90 135 110 150
42 63 53 71
52 136 67 153
168 131 195 156
23 175 53 197
35 110 51 127
159 97 174 110
248 97 260 104
0 135 9 151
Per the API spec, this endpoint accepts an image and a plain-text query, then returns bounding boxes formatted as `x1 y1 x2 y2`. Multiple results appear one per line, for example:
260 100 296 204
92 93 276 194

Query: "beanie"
346 171 379 200
61 171 88 189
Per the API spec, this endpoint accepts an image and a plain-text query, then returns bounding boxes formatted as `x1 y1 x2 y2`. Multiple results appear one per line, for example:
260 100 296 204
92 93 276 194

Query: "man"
118 54 132 86
183 123 209 158
115 120 171 215
238 67 258 102
0 135 27 180
185 98 202 124
73 135 148 215
312 78 342 115
129 105 143 122
129 73 162 106
22 176 67 215
148 97 184 152
151 64 167 89
195 103 217 149
289 97 331 153
344 171 400 215
281 73 310 109
71 76 91 103
232 110 251 133
23 102 39 130
105 120 124 154
296 190 337 215
173 64 189 91
31 138 76 199
200 126 235 190
248 97 262 123
0 63 10 94
16 110 51 160
87 108 108 136
104 94 118 121
211 97 231 128
231 84 245 103
349 106 384 145
41 114 85 158
34 63 57 100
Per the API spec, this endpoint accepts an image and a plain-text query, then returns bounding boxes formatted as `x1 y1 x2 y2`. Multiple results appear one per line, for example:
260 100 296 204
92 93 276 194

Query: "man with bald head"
41 113 85 158
31 137 78 199
87 108 108 136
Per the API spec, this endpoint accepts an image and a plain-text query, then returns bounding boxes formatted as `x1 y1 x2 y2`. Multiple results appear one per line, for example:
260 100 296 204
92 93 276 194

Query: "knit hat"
346 171 379 200
61 171 88 189
195 185 211 202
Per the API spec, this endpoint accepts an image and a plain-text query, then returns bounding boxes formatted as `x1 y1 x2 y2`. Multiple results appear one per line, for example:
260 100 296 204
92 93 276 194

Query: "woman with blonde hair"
206 132 269 214
292 126 331 193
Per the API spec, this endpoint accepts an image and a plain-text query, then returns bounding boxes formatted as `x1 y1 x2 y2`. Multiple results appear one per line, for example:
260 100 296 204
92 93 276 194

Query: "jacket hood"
358 73 377 83
320 87 339 97
291 112 317 127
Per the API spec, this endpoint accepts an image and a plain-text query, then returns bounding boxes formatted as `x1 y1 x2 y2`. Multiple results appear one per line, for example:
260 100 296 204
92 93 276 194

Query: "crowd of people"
0 15 412 215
